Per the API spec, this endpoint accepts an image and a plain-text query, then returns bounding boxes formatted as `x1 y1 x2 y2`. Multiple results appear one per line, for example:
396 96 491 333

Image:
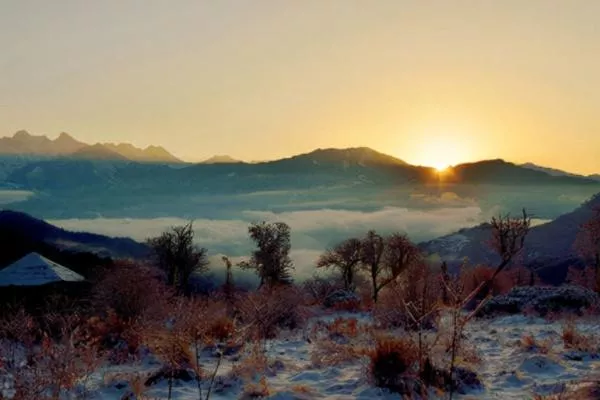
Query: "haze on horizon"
1 1 599 174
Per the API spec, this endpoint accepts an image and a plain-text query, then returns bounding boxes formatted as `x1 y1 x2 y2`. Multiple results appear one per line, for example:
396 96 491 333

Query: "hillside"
0 210 150 259
419 193 600 284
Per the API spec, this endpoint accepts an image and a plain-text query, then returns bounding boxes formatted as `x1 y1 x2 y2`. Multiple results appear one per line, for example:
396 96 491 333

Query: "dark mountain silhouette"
0 130 182 163
201 155 243 164
439 159 598 185
281 147 409 167
0 210 149 259
521 162 600 182
419 193 600 284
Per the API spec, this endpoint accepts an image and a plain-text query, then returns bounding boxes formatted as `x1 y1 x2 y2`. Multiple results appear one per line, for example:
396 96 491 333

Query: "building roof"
0 252 85 286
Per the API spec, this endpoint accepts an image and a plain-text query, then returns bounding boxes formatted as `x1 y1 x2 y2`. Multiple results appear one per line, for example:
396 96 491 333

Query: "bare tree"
361 231 420 303
361 230 386 303
239 222 294 287
147 222 209 295
316 238 362 292
488 209 531 280
222 256 234 297
575 205 600 291
384 233 422 279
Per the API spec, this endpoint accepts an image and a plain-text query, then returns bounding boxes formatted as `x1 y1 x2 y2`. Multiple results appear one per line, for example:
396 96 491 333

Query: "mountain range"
3 146 599 195
0 130 182 163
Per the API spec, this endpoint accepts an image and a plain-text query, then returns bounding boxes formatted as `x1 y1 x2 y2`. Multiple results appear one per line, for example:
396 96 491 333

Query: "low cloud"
0 190 34 205
50 205 486 279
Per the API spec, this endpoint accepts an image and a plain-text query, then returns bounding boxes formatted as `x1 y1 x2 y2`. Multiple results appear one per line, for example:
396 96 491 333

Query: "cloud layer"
50 204 486 279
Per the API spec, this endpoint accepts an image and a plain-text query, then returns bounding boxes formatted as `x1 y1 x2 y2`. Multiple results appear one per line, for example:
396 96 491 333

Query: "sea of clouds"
50 204 491 279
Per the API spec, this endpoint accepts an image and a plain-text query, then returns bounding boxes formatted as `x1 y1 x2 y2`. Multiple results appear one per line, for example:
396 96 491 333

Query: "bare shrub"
139 296 229 400
521 333 552 354
567 265 597 291
574 204 600 292
462 265 514 298
7 312 104 400
92 261 172 321
301 274 341 307
236 286 307 345
562 320 599 353
374 262 441 331
367 334 423 396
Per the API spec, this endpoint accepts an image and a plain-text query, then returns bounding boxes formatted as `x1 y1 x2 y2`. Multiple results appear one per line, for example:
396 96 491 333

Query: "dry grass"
562 321 599 354
240 376 270 399
532 380 600 400
291 384 316 394
325 317 360 338
230 343 270 381
521 333 553 354
311 338 366 368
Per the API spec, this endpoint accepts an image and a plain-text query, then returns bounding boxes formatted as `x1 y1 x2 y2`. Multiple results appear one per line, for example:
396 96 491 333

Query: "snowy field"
26 312 596 400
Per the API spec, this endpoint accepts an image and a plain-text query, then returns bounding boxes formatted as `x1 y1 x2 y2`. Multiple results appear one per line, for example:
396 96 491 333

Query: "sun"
432 162 450 172
404 133 470 171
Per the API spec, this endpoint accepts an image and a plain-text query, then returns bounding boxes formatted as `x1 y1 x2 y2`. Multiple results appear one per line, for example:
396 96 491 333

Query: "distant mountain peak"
201 155 242 164
57 132 77 141
13 130 32 138
296 146 408 166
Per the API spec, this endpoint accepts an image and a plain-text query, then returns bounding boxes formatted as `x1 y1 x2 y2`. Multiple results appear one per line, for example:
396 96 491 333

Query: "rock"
323 290 361 309
478 286 599 317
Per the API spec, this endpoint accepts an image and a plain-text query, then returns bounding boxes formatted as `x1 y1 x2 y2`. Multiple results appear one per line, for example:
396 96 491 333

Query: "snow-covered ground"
41 312 598 400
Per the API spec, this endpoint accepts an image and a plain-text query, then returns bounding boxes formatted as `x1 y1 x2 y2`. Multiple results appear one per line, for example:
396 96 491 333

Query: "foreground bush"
368 335 422 396
236 286 308 343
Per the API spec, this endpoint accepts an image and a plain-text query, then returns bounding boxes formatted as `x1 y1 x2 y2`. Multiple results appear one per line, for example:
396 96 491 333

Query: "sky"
1 1 599 173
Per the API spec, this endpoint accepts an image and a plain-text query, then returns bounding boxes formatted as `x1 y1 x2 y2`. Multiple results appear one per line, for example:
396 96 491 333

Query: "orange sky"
1 1 599 173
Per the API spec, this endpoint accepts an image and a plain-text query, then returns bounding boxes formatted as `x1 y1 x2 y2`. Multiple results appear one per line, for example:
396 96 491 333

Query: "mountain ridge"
0 130 182 163
521 162 600 182
0 209 149 259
